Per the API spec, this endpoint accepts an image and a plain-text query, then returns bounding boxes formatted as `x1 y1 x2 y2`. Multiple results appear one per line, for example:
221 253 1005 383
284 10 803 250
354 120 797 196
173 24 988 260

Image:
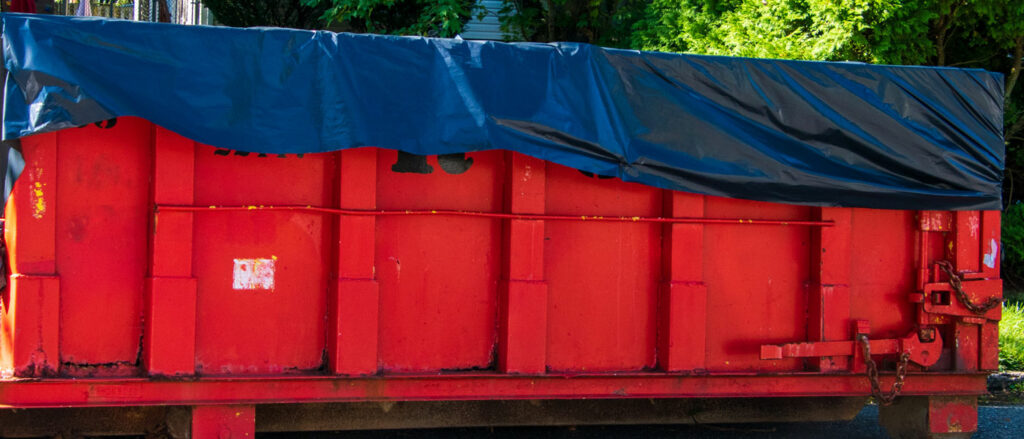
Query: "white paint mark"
983 239 998 269
233 258 275 290
969 215 980 238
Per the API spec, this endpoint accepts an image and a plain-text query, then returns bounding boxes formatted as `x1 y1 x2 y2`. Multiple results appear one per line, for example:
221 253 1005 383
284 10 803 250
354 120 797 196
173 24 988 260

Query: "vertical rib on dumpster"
2 132 60 377
659 191 706 372
499 152 548 374
809 208 852 372
330 147 380 375
145 127 198 376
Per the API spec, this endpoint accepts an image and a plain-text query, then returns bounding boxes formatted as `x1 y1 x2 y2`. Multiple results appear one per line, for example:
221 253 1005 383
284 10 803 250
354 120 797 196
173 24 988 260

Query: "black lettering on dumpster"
77 118 118 129
391 151 474 175
213 149 304 158
579 170 615 179
95 118 117 129
437 153 474 175
391 151 434 174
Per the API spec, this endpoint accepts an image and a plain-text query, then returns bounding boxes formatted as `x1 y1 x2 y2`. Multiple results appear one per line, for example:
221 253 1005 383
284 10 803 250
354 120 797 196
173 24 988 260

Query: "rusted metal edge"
156 204 835 227
0 373 986 408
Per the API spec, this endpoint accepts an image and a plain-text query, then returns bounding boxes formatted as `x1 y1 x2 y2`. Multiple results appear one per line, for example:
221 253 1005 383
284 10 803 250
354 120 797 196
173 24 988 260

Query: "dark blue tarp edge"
0 13 1006 210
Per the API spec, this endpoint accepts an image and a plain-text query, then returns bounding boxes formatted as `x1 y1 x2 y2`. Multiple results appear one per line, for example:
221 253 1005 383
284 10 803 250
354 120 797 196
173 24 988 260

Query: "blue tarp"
0 13 1006 210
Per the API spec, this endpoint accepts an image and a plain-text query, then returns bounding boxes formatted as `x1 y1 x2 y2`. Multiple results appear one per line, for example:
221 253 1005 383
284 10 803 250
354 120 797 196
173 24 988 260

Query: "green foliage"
304 0 476 37
1000 301 1024 370
630 0 956 63
205 0 474 36
633 0 875 61
1004 203 1024 286
497 0 647 47
203 0 330 29
1002 203 1024 369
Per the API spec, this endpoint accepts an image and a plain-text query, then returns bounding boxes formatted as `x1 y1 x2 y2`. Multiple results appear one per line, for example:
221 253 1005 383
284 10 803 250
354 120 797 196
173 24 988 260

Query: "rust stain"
948 418 962 432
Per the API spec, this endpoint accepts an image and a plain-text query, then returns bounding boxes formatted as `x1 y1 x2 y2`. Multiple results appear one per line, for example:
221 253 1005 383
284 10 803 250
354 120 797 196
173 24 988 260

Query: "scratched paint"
31 180 46 219
983 239 998 269
968 215 980 238
232 257 276 290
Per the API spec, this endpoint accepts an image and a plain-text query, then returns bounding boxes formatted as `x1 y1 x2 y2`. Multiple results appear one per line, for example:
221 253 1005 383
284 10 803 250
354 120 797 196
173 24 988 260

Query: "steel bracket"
759 321 943 368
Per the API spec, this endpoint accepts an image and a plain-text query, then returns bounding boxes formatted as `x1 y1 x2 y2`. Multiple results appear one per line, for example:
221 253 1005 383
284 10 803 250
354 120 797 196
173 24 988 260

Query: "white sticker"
983 239 998 269
233 258 276 290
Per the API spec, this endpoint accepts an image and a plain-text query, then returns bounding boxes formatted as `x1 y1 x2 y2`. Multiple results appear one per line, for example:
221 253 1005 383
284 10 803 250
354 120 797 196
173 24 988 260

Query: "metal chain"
935 260 1001 314
858 334 910 406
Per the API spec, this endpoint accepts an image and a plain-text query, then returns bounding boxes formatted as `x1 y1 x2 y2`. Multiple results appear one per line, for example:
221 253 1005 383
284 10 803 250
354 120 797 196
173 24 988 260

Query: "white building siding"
460 0 507 41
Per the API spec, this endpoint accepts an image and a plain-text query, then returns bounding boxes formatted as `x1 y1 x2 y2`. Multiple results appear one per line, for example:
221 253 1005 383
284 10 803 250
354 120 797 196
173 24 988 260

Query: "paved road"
262 405 1024 438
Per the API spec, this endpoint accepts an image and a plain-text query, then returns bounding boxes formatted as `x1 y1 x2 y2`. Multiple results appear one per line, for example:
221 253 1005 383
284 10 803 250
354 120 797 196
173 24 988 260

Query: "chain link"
935 260 1001 314
858 334 910 406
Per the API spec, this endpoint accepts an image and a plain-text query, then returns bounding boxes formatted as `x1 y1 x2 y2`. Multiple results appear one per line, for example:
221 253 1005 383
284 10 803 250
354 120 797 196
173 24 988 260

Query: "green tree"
203 0 330 29
305 0 476 37
633 0 883 61
497 0 646 47
205 0 475 37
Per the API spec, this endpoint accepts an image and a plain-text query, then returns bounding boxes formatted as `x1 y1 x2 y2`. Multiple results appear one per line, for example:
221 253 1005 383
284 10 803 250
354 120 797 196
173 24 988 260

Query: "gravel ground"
260 405 1024 439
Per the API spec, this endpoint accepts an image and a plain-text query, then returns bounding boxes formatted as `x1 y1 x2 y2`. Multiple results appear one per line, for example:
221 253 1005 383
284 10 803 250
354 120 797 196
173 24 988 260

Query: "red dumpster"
0 118 1002 437
0 13 1007 439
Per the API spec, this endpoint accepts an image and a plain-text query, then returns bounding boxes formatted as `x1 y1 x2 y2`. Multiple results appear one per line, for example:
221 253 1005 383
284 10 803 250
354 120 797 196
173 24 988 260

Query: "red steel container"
0 118 1003 438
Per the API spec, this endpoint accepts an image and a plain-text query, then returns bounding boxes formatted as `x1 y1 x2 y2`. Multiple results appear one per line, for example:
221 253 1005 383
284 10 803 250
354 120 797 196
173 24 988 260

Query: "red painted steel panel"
0 374 989 408
5 133 57 276
56 122 151 373
0 116 1001 436
2 132 59 377
928 396 979 434
2 276 59 376
375 150 503 372
544 163 660 372
704 196 810 372
849 209 916 339
192 144 333 374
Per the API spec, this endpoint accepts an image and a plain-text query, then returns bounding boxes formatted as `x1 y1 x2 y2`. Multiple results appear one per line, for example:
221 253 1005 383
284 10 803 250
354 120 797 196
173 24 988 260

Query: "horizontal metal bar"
0 373 986 408
761 339 901 360
156 204 834 227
